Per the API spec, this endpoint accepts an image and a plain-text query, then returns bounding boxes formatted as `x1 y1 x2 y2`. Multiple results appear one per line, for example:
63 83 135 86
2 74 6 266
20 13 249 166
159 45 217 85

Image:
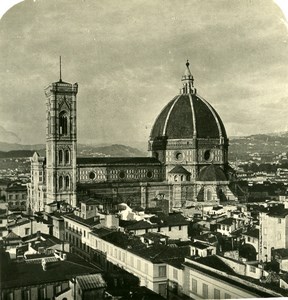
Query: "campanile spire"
59 56 62 82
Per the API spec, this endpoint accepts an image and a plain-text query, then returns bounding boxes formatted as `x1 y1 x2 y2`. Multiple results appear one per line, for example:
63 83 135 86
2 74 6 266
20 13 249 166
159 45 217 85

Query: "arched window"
59 111 68 135
207 189 212 201
59 176 63 190
65 176 70 189
65 149 70 164
59 150 63 164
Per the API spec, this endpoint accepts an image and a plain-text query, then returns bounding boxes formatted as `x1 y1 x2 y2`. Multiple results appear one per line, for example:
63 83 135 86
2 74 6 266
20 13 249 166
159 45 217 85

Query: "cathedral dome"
150 61 227 140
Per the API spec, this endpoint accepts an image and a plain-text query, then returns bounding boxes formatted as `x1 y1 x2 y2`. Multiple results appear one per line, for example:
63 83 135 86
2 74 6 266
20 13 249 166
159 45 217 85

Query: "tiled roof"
91 227 115 238
102 230 190 263
1 253 100 289
82 198 102 205
169 165 191 175
191 241 210 249
267 208 288 218
6 184 27 192
272 248 288 259
126 220 155 231
125 213 190 231
77 274 106 290
64 213 100 228
198 164 227 181
242 228 259 239
150 94 227 139
218 218 234 226
77 157 161 166
7 218 30 228
140 232 168 241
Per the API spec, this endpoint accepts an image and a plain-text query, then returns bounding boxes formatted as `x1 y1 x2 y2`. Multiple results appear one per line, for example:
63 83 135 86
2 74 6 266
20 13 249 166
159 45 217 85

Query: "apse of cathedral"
27 61 237 213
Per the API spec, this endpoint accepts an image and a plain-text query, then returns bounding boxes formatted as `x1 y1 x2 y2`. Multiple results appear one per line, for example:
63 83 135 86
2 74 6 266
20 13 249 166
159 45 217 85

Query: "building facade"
27 62 237 213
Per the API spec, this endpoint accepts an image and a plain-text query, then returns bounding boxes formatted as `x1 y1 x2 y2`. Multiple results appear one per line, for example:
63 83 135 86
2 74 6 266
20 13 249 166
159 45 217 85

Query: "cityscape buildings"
1 62 288 299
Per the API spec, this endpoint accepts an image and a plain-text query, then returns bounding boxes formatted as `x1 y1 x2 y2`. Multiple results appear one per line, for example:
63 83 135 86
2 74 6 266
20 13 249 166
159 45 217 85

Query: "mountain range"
1 132 288 159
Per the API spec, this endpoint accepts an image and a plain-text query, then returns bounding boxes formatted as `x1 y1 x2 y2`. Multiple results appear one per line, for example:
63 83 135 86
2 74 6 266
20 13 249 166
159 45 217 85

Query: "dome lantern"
181 60 196 95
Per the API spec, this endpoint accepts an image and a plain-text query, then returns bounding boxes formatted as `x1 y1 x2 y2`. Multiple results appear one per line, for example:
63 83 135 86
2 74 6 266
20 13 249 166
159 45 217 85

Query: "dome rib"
197 94 224 138
150 95 178 138
188 93 197 138
162 95 181 136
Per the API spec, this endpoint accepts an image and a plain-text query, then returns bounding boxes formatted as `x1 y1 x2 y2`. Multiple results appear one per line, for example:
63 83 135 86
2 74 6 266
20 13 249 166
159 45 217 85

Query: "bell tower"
44 59 78 207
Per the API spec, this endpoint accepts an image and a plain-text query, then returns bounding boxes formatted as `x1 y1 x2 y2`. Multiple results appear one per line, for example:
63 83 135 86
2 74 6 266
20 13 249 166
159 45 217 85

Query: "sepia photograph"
0 0 288 299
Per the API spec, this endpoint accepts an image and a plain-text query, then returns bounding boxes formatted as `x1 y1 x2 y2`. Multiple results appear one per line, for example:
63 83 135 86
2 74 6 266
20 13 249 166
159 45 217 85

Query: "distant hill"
0 150 42 158
0 141 44 152
77 144 146 157
229 132 288 161
2 131 288 161
0 143 146 158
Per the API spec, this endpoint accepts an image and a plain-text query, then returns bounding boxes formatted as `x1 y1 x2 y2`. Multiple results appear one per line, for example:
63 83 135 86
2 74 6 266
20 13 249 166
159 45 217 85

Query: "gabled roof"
169 165 191 175
3 231 21 240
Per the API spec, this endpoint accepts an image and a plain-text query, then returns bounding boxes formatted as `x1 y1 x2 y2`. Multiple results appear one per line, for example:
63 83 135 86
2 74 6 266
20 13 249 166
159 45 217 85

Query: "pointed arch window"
65 149 70 164
59 176 63 190
59 111 68 135
65 176 70 189
59 150 63 164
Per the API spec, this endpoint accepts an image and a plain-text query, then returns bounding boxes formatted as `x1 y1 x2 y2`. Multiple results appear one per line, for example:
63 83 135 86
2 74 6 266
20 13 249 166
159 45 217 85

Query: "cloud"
0 0 288 144
0 125 20 143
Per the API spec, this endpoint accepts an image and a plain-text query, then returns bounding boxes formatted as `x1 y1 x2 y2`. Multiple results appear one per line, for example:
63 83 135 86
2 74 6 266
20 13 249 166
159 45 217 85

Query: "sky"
0 0 288 146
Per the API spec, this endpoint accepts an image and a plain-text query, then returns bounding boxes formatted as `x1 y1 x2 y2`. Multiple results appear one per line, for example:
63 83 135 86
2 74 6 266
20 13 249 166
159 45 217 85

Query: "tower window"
59 176 63 190
65 176 70 189
59 150 63 164
65 149 70 164
59 111 68 135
